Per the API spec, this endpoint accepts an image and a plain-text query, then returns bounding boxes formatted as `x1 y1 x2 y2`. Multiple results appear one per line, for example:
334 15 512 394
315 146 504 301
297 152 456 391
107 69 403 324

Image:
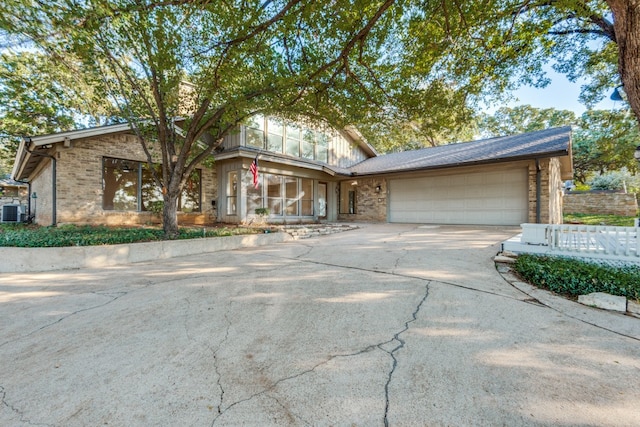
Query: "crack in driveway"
209 283 431 426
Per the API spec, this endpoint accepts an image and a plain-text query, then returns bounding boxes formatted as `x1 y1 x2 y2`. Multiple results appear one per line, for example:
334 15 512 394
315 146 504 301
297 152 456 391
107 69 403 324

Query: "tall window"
267 118 284 153
103 158 139 211
316 131 329 163
247 173 313 218
102 157 201 212
246 115 265 148
226 171 238 215
301 129 315 160
267 174 284 215
245 115 331 164
286 123 301 157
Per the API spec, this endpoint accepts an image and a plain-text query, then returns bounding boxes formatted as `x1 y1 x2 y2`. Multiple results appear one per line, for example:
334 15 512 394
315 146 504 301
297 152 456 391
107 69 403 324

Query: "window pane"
141 163 163 212
246 128 264 148
102 158 138 211
266 174 283 215
316 145 328 163
301 200 314 216
267 134 283 153
267 118 283 135
247 114 265 130
286 137 300 157
301 129 315 159
285 177 298 216
180 169 201 212
301 179 313 216
286 123 300 139
227 171 238 215
246 168 262 215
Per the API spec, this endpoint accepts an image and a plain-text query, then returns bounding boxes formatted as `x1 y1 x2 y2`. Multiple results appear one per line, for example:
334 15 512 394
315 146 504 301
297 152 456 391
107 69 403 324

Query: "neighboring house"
0 178 28 223
10 119 572 227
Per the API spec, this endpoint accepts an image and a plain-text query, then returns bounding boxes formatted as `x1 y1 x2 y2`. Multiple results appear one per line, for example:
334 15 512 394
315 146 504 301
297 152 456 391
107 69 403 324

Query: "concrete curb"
494 255 640 340
0 232 293 273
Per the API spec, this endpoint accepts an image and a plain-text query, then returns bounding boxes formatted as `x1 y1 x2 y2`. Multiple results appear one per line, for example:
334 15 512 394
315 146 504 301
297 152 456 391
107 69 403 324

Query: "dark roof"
348 126 572 176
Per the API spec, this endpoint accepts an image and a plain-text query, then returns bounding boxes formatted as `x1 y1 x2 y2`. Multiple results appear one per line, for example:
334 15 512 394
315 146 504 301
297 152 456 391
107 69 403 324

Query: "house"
10 118 572 227
0 178 28 223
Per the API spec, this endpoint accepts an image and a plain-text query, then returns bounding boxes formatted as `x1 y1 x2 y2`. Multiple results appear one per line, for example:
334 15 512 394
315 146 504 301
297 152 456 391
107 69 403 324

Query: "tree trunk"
162 192 180 239
608 1 640 126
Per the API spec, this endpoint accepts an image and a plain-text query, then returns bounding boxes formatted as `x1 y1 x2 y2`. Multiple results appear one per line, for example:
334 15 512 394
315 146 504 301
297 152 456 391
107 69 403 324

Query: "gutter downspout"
535 159 541 224
24 144 57 226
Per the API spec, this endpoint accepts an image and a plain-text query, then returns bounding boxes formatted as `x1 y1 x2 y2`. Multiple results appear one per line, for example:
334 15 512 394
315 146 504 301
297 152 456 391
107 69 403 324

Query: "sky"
497 69 619 116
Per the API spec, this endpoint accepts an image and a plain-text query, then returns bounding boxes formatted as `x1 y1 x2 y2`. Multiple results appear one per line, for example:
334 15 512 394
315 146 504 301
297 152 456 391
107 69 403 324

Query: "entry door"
318 182 327 219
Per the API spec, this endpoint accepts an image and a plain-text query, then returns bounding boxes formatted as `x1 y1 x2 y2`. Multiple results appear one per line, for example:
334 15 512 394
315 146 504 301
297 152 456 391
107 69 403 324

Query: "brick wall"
337 177 387 222
563 192 638 216
33 133 217 226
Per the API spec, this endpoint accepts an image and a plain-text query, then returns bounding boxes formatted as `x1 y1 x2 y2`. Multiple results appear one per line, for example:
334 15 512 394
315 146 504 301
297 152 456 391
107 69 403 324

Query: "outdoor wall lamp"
375 185 381 193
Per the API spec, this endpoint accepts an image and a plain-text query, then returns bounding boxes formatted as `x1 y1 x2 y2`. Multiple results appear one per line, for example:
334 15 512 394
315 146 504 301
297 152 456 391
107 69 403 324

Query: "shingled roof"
348 126 572 176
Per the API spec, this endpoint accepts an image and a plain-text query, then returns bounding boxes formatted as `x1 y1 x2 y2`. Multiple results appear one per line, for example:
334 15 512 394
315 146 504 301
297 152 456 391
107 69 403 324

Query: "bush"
514 254 640 301
0 224 262 247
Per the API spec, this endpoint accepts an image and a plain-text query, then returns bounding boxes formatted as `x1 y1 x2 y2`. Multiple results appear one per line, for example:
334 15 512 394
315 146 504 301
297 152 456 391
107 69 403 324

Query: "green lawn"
0 223 264 247
563 213 637 227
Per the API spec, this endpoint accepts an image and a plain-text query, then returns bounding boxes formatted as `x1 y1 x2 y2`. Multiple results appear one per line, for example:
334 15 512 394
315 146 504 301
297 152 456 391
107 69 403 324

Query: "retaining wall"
0 232 292 273
563 192 638 217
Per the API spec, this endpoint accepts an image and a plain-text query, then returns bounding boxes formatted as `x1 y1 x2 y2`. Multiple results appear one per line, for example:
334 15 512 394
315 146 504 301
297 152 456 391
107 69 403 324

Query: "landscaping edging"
494 252 640 319
0 232 293 273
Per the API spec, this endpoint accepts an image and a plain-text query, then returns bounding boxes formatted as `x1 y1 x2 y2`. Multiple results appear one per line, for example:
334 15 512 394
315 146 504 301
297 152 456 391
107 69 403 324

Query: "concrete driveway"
1 224 639 426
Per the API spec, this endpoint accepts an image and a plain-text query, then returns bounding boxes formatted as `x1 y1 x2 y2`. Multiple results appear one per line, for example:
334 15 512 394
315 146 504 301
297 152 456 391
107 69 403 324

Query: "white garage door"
389 168 528 225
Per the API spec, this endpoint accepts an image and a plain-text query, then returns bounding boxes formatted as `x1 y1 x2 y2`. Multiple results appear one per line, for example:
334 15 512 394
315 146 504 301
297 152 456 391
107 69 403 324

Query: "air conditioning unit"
1 204 23 223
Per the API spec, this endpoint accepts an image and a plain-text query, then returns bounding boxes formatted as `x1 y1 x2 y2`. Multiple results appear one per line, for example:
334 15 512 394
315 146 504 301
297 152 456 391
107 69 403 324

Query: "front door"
318 182 327 219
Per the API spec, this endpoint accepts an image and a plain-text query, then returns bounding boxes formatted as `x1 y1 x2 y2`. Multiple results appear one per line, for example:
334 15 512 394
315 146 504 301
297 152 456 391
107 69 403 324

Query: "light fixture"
375 185 381 193
611 85 624 101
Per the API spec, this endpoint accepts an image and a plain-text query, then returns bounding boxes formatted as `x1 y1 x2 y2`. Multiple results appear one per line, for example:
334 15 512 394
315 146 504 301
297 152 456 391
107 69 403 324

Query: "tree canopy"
2 0 640 233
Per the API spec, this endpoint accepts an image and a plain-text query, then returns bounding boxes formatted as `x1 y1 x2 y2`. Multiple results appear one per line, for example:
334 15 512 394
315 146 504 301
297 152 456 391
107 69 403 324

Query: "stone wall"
527 157 564 224
337 177 387 222
563 192 638 216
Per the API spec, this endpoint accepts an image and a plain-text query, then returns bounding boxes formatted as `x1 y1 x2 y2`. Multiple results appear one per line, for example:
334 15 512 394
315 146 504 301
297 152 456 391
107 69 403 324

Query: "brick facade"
564 192 638 216
30 133 217 226
337 177 387 222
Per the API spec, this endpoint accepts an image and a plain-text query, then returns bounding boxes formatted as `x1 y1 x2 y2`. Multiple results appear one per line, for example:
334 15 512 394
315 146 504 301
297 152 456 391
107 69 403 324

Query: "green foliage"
254 208 270 216
0 224 261 247
572 109 640 183
587 168 640 192
0 51 120 171
478 105 576 137
514 254 640 301
563 213 636 227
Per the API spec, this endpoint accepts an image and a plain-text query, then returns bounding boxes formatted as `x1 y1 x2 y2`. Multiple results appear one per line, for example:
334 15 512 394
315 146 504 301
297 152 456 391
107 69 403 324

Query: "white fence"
503 223 640 264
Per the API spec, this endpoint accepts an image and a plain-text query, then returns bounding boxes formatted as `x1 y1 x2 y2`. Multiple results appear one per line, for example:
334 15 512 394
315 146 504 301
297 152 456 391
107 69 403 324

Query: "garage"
389 168 528 225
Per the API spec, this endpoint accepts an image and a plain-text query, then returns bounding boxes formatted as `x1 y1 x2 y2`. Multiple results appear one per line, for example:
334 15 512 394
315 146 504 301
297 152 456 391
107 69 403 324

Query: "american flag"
250 155 259 189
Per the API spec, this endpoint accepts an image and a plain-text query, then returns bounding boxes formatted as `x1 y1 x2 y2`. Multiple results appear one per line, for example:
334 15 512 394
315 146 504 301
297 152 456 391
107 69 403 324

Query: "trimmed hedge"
0 224 262 248
514 254 640 301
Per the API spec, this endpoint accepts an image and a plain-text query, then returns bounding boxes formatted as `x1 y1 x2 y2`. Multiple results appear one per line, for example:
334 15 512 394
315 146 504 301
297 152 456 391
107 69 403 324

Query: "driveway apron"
0 224 638 426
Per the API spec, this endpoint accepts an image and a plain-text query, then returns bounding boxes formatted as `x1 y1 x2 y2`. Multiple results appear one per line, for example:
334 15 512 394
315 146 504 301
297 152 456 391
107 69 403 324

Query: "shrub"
0 224 262 247
514 254 640 301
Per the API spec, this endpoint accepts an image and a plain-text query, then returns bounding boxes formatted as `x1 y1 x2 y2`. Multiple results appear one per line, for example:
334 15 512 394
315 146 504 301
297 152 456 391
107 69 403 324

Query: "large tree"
478 105 577 138
0 51 117 177
1 0 409 237
400 1 640 126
